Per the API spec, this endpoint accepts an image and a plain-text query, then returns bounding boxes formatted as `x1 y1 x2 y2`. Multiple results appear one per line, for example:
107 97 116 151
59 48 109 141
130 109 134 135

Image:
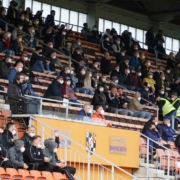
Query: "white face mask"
52 55 56 59
70 70 74 74
99 88 104 92
167 70 170 73
88 108 92 113
94 28 97 31
81 70 85 75
116 69 119 72
148 62 151 66
18 67 22 72
36 21 39 25
37 144 41 148
53 148 58 153
117 41 120 44
94 64 98 68
8 58 12 63
78 42 81 45
100 109 104 115
32 29 35 33
49 45 53 48
171 97 175 101
161 91 164 94
20 147 25 152
135 47 138 50
102 78 106 82
106 38 109 41
77 52 80 54
145 88 149 91
7 34 11 38
138 97 141 101
89 74 92 77
19 26 23 30
115 80 118 84
162 77 165 80
59 80 64 84
67 81 71 85
142 56 145 59
149 75 153 79
121 53 125 56
147 84 150 87
18 38 22 42
67 70 70 74
24 57 28 61
62 31 66 35
12 130 16 135
25 18 29 22
167 123 171 127
29 133 35 137
138 73 142 76
136 54 139 58
97 76 99 79
21 17 25 20
127 70 130 74
155 122 158 125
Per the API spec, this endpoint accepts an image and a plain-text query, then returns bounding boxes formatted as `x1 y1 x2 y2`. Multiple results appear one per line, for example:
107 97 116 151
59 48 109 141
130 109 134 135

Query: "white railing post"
167 150 170 179
146 138 149 179
64 138 67 165
39 98 42 114
65 102 69 119
172 115 175 129
111 165 114 180
87 151 90 180
42 124 44 146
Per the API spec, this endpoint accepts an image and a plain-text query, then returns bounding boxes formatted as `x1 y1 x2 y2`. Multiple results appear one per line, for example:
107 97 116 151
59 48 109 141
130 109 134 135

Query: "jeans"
109 107 134 116
69 100 82 108
133 111 152 120
74 87 94 95
164 111 177 128
23 40 36 48
6 49 15 55
32 60 50 72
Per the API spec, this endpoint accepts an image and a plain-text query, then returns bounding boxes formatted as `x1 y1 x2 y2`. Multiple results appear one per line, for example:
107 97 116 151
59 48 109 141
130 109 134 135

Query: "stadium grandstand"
0 0 179 179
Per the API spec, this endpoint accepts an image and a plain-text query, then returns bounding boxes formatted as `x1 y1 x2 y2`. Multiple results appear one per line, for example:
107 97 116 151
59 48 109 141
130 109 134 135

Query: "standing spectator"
23 7 33 21
24 26 37 48
112 37 122 64
91 25 101 43
84 70 95 95
129 92 152 120
45 10 55 26
129 50 141 70
0 55 11 79
164 67 174 85
145 27 155 53
141 60 151 79
0 8 9 31
174 62 180 78
167 52 176 69
121 30 131 50
155 40 166 60
72 38 84 55
100 51 113 75
161 119 176 142
8 140 28 170
154 30 165 46
7 1 18 24
81 23 95 42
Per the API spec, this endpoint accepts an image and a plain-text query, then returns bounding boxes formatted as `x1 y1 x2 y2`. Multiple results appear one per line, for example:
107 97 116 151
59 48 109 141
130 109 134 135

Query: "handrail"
0 19 159 112
172 115 180 130
30 115 139 180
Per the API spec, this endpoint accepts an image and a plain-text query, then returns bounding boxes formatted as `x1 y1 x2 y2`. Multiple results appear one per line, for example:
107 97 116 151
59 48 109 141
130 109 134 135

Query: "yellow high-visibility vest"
160 98 176 116
172 98 180 117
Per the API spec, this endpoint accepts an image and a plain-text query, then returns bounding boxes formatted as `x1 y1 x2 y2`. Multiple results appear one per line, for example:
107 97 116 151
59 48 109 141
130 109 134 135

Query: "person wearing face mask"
78 104 92 118
8 140 28 170
155 72 167 94
47 51 57 73
72 38 84 55
139 52 146 66
21 127 36 148
126 43 139 56
42 41 54 57
141 60 151 79
153 66 164 81
167 52 176 69
92 106 106 122
129 50 141 70
98 75 109 93
91 25 101 43
33 18 41 38
10 34 23 56
23 135 53 171
91 73 99 90
120 58 130 74
12 21 24 40
81 23 95 43
110 65 121 80
60 66 72 82
2 122 16 150
131 69 143 90
112 37 122 64
0 55 11 79
89 60 100 73
116 49 127 65
0 7 10 31
24 26 37 48
101 35 113 54
109 76 119 90
155 40 166 60
61 77 81 108
45 10 55 26
143 72 156 91
154 30 165 46
129 92 152 120
161 119 176 142
7 1 18 24
44 75 68 100
164 68 173 85
43 141 76 180
8 61 24 83
69 68 78 88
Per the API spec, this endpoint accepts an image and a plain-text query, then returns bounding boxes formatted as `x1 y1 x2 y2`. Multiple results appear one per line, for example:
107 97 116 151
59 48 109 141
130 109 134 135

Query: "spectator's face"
66 80 71 85
65 67 70 73
97 106 103 114
76 50 81 54
101 76 106 82
134 45 138 50
52 12 55 16
159 89 165 94
171 95 177 101
146 61 151 66
2 9 6 16
111 88 117 94
5 57 11 63
116 38 121 44
164 120 170 126
34 137 42 147
106 30 110 34
28 127 35 135
104 52 109 59
93 63 98 68
20 14 25 20
76 39 81 45
18 75 25 84
81 69 86 75
18 6 22 12
30 28 35 34
117 88 123 95
48 42 53 48
17 36 23 42
121 51 125 56
51 52 56 59
125 69 130 74
34 19 39 25
115 66 119 72
18 25 23 30
135 93 141 99
148 74 153 79
84 106 91 113
26 8 31 14
124 59 129 65
140 53 145 59
57 78 64 84
135 52 139 58
17 63 24 72
34 77 38 82
150 125 156 130
25 15 29 21
152 118 158 125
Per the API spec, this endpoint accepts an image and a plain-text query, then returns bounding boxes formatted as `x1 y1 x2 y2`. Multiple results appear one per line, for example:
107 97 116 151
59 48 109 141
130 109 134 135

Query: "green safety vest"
172 98 180 117
160 98 176 117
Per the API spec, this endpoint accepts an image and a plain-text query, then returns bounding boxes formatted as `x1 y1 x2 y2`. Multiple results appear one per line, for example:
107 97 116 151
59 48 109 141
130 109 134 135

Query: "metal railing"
30 115 139 180
172 116 180 130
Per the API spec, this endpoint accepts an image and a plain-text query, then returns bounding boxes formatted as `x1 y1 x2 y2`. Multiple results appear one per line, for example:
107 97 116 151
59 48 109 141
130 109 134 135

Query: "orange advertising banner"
110 136 127 154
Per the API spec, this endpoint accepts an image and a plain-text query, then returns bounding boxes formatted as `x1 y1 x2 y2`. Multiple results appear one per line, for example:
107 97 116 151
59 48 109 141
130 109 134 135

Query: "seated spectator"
155 40 166 60
33 17 41 39
117 87 130 105
110 65 121 79
72 47 84 71
81 23 95 43
42 141 76 179
101 35 112 53
84 70 94 95
42 41 54 57
161 119 176 142
91 25 101 43
47 51 58 73
107 87 133 116
10 34 24 56
61 77 81 107
155 87 167 98
110 76 119 89
78 104 92 118
12 21 24 41
23 7 33 21
144 123 169 152
23 135 53 171
119 68 135 91
139 52 146 66
18 52 30 76
8 61 23 82
45 10 55 26
30 46 50 73
120 58 130 74
98 75 108 93
143 72 156 91
155 72 167 94
141 60 151 79
24 26 37 48
100 51 113 75
131 69 143 90
126 43 139 56
69 68 78 88
8 140 28 170
31 76 42 85
64 41 73 56
164 67 173 85
129 92 152 120
129 50 141 70
21 126 35 147
153 66 164 81
89 60 100 73
140 82 155 104
2 122 16 150
91 73 99 89
142 117 161 135
60 66 71 81
44 76 67 100
72 38 84 55
103 28 113 43
0 55 11 79
92 105 106 123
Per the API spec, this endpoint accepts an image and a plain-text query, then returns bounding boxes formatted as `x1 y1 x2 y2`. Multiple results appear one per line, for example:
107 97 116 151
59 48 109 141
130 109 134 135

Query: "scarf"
5 38 10 48
18 41 23 52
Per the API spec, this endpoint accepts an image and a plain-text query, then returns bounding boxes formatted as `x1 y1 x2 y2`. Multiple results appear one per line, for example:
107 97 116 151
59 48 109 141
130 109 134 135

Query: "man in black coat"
100 51 113 75
45 10 55 26
145 27 155 53
0 55 11 79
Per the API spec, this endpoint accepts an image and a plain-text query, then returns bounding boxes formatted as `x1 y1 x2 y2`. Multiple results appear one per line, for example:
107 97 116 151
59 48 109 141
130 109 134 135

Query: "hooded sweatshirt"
42 141 58 166
8 140 24 168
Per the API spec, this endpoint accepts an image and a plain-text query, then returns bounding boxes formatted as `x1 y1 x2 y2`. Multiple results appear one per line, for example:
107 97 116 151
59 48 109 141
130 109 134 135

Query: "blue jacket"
8 68 18 83
144 129 160 151
10 40 22 56
78 109 91 117
44 79 63 98
129 56 140 69
161 124 176 142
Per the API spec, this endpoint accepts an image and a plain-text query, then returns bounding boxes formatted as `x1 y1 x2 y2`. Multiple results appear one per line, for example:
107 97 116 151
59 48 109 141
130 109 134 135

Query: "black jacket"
172 98 180 112
0 60 11 75
45 14 55 26
23 145 44 164
119 73 133 86
110 69 121 79
107 93 119 109
42 45 53 57
2 130 14 150
101 40 112 53
21 133 33 148
30 52 46 68
100 57 113 75
76 74 85 88
120 62 129 74
145 30 154 47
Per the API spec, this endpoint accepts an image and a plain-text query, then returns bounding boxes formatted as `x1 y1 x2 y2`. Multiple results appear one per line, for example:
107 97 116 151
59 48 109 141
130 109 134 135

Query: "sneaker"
43 70 49 74
48 71 56 74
